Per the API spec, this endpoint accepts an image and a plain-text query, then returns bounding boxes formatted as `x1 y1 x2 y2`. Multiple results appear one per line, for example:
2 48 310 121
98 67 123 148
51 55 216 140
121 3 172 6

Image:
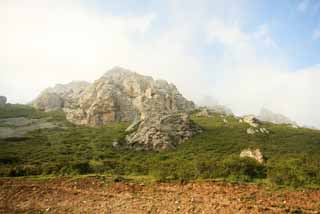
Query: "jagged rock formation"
240 149 264 163
33 81 90 111
0 96 7 106
33 67 195 126
121 113 202 151
257 108 298 126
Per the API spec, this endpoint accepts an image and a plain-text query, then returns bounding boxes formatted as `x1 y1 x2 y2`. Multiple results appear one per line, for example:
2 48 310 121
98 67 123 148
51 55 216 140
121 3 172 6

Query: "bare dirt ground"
0 176 319 214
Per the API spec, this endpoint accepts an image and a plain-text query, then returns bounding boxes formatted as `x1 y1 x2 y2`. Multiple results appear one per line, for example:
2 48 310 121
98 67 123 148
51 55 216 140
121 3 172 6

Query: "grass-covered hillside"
0 104 320 188
0 104 67 122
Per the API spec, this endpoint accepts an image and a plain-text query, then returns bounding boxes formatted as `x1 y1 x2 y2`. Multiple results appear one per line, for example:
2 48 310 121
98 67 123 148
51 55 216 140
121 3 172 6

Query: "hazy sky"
1 0 320 127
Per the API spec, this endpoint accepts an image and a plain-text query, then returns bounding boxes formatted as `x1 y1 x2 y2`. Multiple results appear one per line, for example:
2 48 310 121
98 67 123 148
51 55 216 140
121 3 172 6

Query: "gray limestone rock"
33 67 195 126
124 113 202 151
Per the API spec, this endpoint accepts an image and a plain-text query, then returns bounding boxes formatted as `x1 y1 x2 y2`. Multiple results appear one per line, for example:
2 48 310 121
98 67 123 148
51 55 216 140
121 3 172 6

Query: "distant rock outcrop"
196 105 233 118
242 115 269 135
0 96 7 106
196 108 211 117
123 113 202 151
243 115 261 128
257 108 298 126
32 81 90 112
33 67 195 126
240 149 264 163
209 105 233 116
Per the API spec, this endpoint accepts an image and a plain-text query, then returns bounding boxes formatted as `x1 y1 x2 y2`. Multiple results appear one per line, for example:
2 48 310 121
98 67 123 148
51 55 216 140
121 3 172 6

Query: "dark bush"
60 161 92 175
217 156 267 181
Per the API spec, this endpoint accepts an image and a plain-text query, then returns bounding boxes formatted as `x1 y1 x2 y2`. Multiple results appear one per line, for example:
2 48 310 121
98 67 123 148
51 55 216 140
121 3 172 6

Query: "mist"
1 0 320 128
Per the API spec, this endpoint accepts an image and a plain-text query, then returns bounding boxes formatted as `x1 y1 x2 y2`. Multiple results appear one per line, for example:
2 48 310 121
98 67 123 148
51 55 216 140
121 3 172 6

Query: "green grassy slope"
0 105 319 187
0 104 67 122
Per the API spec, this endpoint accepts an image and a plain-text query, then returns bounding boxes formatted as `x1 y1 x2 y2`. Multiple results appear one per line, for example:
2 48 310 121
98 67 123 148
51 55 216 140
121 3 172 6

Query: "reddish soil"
0 176 319 214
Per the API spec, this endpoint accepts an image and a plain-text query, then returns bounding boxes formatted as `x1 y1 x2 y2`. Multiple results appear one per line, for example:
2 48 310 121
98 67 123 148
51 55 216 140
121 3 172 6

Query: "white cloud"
0 0 204 103
204 20 320 128
253 24 278 48
206 21 277 50
313 28 320 40
211 63 320 128
1 0 320 128
297 0 310 12
206 20 249 46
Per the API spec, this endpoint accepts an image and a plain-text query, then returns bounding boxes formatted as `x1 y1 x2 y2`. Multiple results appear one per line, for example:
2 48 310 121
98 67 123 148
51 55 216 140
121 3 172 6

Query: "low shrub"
217 156 267 181
267 157 320 187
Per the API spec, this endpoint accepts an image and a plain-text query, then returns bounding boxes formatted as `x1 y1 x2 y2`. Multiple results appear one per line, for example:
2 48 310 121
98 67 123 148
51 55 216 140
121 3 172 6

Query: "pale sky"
1 0 320 127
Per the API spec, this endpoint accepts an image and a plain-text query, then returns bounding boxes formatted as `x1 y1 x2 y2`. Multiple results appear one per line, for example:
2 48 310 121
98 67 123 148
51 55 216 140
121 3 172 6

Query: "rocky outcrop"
240 149 264 163
196 108 210 117
32 81 90 112
0 96 7 106
196 105 233 118
209 105 233 116
243 115 260 128
246 127 269 135
33 67 195 126
32 92 64 111
242 115 269 135
257 108 298 126
121 113 202 151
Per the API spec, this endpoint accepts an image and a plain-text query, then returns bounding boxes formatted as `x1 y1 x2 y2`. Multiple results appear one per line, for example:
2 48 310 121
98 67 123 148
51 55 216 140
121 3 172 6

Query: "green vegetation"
0 103 67 122
0 105 320 188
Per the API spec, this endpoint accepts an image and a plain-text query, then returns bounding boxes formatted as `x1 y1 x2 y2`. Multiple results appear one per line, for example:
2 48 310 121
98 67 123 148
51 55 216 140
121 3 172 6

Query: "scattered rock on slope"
240 148 264 163
242 115 269 135
242 115 261 127
0 96 7 106
196 108 211 117
122 113 202 151
246 127 256 135
33 67 195 126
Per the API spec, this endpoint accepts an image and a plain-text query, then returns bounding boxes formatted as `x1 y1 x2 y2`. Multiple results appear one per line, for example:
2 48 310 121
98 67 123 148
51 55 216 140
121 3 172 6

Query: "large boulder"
33 67 195 126
123 113 202 151
0 96 7 106
240 148 264 163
